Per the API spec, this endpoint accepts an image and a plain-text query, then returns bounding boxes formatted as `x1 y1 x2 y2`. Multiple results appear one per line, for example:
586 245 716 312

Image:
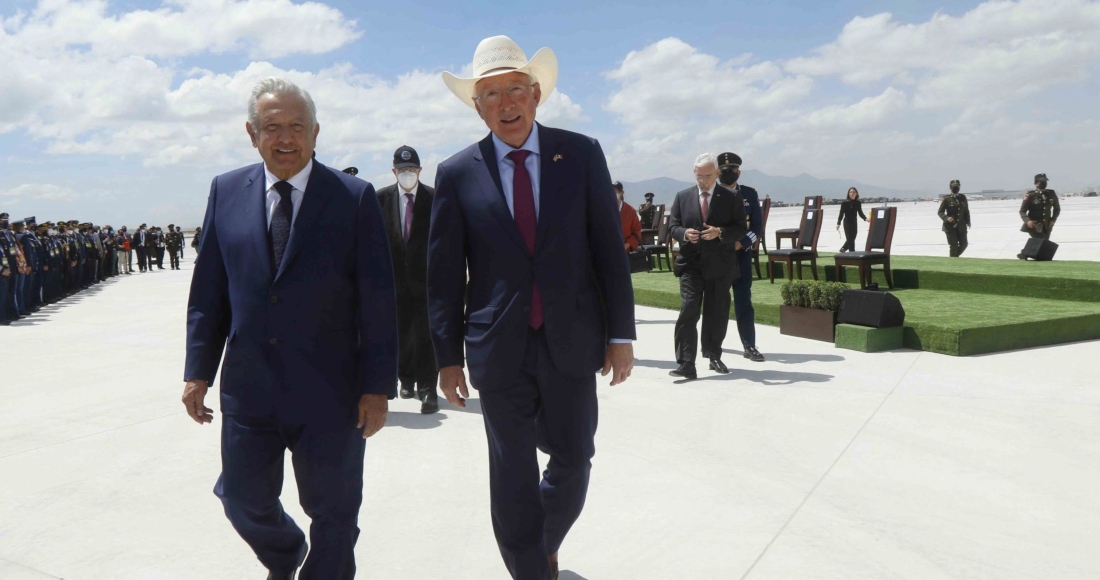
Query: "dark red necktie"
506 149 543 329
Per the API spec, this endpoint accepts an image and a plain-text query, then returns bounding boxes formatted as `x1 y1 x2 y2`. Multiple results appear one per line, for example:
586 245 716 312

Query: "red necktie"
506 150 543 329
701 190 710 221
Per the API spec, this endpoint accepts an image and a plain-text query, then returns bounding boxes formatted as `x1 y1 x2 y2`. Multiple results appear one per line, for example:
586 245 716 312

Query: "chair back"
652 204 666 229
757 197 772 247
804 195 823 211
797 209 824 250
656 214 671 245
864 206 897 253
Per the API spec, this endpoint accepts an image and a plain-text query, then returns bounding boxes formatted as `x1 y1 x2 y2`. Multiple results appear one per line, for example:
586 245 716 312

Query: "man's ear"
246 122 257 147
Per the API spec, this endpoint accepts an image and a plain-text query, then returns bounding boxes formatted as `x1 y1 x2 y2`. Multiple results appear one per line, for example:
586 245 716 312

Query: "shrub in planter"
780 280 848 342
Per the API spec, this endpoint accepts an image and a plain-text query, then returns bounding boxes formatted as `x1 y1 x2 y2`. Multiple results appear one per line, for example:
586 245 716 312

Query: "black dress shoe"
669 363 697 380
709 358 729 374
399 384 415 399
420 397 439 414
743 347 766 362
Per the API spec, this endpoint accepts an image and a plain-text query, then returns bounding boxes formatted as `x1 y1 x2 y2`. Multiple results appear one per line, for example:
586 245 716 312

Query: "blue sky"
2 0 1098 227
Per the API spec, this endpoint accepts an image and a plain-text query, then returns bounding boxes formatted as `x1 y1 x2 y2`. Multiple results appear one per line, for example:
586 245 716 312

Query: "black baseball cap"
393 145 420 169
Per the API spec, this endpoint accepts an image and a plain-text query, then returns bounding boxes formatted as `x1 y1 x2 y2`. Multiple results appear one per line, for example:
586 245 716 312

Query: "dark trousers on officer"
732 250 756 349
156 247 165 269
945 223 968 257
169 248 180 269
0 275 10 323
479 328 597 580
27 271 40 309
136 247 147 271
840 219 859 252
13 272 27 315
215 414 365 580
675 267 733 364
396 291 438 401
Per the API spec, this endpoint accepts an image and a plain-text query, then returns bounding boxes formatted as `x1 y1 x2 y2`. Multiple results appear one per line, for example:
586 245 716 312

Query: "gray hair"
247 77 317 128
694 153 718 170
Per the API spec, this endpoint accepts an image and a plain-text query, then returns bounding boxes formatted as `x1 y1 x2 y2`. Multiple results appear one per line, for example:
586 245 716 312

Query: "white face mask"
397 171 419 191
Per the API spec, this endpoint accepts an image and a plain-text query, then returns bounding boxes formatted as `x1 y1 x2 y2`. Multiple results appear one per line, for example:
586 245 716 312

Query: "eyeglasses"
474 84 535 106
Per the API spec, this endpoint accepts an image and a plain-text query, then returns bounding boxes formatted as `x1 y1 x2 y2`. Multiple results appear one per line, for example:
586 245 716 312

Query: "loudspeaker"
1022 237 1058 261
838 290 905 328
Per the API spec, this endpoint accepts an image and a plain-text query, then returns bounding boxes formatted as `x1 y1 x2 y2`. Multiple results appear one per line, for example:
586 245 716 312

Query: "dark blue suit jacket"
736 185 764 251
185 161 398 424
427 124 636 390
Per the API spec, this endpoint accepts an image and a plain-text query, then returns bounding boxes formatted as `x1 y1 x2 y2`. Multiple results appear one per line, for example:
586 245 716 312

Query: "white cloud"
603 1 1100 188
0 183 80 202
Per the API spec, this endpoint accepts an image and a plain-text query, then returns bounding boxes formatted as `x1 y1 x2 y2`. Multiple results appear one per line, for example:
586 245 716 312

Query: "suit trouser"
215 414 365 580
840 220 858 252
127 249 134 271
136 247 147 271
24 271 37 309
155 248 165 268
396 291 438 399
675 268 734 364
945 224 968 257
117 250 130 274
732 250 756 348
479 329 598 580
13 273 26 314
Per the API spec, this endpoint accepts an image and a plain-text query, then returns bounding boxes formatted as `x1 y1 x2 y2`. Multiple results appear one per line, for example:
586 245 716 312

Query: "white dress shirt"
264 160 312 229
491 123 541 219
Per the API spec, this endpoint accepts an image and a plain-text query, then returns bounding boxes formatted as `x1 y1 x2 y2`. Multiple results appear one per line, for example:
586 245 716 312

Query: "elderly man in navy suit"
181 78 398 580
430 36 637 580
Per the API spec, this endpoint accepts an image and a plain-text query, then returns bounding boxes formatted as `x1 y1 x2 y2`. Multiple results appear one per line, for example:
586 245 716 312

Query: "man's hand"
439 365 469 408
623 242 631 251
181 380 213 424
357 394 388 438
947 217 955 223
601 342 634 386
700 225 721 241
1027 220 1035 229
735 241 743 250
685 228 700 243
43 265 49 271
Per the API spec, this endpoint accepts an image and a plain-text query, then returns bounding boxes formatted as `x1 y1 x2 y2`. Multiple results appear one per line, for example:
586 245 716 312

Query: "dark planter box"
780 305 838 342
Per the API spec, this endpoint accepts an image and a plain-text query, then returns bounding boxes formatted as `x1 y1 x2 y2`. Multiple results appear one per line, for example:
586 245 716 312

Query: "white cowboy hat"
442 35 558 109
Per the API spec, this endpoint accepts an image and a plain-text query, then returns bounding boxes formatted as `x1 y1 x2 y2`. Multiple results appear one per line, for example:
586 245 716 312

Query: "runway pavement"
1 253 1098 579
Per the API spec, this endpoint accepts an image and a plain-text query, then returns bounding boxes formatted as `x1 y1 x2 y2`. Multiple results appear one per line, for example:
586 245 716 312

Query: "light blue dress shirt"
491 123 541 220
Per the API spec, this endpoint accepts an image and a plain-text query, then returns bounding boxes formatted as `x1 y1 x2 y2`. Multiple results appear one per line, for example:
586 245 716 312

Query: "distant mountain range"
620 170 925 206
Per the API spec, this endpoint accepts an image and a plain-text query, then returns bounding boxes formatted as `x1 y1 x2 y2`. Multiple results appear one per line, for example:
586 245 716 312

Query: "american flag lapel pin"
553 154 563 162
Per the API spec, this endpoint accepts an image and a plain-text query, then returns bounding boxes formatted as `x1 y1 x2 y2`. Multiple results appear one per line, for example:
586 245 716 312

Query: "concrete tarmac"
1 254 1098 579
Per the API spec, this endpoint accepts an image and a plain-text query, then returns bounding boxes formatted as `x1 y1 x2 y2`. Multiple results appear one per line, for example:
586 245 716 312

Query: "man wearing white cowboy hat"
428 35 637 580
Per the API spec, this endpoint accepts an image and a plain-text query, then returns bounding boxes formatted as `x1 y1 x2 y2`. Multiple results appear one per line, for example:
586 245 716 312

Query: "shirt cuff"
609 338 632 344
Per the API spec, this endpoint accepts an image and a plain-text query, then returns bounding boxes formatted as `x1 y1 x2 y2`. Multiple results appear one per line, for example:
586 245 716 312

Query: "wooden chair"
640 204 666 245
767 208 823 283
753 196 772 279
774 196 822 249
640 214 672 272
834 206 898 289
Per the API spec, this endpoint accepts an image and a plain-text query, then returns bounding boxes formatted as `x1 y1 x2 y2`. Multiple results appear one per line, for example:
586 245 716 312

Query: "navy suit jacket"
185 161 398 424
428 124 636 390
669 184 748 281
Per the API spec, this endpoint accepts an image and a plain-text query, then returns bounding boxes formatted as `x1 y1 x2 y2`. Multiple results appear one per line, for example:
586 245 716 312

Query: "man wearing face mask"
1018 173 1060 260
134 224 148 273
0 213 14 324
717 152 765 362
938 180 970 257
377 145 440 413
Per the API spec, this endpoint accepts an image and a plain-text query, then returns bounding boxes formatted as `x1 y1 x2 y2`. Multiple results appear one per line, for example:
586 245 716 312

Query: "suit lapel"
381 186 402 247
242 165 274 283
534 124 561 251
684 188 703 228
275 162 334 282
474 136 529 253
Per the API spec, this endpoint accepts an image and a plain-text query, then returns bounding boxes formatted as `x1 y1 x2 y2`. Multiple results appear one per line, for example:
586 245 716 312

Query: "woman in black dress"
836 187 867 252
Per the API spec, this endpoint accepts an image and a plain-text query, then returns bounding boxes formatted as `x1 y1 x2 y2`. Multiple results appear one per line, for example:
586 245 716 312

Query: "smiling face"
474 71 541 149
247 92 319 181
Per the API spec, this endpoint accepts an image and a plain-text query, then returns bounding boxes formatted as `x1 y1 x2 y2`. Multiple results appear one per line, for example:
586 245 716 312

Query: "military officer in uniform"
0 214 11 325
637 192 657 230
377 146 439 413
20 217 44 311
166 224 182 270
1018 173 1060 260
938 179 971 257
717 152 766 362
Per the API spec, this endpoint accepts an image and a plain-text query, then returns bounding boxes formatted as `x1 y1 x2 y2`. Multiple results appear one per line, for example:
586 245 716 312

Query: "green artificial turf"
631 270 1100 356
835 324 905 353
